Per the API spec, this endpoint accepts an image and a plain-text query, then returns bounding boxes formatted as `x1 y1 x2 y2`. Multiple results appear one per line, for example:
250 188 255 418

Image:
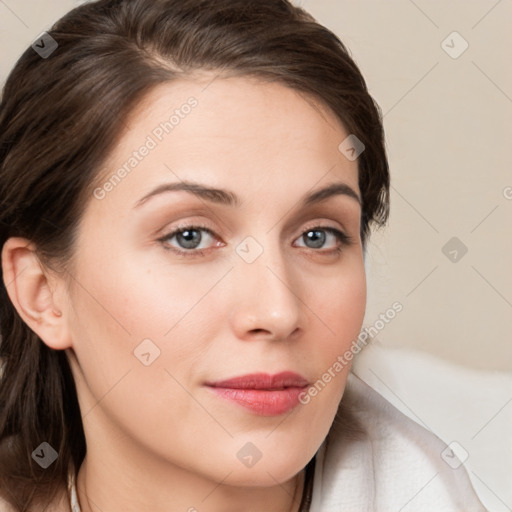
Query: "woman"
0 0 487 510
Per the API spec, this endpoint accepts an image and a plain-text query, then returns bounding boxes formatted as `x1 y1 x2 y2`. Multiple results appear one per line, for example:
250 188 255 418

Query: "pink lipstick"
204 372 309 416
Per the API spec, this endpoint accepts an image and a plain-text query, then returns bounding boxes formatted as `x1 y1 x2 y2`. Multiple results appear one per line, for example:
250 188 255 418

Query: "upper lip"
205 371 309 390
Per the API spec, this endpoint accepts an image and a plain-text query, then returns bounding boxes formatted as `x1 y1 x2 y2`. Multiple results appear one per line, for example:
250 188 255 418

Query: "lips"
204 372 309 416
206 371 309 390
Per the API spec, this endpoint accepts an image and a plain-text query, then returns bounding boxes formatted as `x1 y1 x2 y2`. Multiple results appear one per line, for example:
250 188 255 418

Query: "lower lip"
206 386 306 416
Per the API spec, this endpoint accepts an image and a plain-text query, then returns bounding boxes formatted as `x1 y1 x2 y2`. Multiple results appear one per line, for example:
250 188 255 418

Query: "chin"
218 447 312 488
223 466 305 489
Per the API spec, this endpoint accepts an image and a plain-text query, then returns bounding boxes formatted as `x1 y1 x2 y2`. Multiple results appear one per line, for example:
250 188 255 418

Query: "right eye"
158 224 224 257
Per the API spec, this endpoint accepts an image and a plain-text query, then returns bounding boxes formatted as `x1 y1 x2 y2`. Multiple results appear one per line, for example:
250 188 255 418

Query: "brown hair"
0 0 389 509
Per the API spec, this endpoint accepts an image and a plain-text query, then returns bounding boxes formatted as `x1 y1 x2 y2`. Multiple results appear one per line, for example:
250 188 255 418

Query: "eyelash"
157 223 353 258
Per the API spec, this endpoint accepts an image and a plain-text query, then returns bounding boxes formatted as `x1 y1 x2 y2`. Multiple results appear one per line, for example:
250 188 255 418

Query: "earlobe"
1 237 72 350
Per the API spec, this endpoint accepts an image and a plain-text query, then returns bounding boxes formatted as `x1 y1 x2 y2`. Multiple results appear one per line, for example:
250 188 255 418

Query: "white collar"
68 471 81 512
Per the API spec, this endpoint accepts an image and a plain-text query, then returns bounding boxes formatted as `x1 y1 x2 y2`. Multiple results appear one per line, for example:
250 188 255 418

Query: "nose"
228 239 305 342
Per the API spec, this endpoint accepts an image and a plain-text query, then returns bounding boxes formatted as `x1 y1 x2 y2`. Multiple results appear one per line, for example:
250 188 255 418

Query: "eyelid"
298 219 346 236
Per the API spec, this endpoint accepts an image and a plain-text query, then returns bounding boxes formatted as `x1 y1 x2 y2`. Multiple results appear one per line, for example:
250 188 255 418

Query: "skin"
2 74 366 512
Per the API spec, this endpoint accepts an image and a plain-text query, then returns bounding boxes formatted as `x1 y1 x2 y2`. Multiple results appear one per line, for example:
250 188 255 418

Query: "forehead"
89 74 359 216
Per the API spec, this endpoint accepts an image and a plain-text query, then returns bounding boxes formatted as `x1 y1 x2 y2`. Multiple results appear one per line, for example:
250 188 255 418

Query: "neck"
75 457 306 512
76 458 305 512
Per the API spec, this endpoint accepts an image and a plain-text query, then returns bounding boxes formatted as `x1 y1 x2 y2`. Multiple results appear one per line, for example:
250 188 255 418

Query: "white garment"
68 372 487 511
69 479 80 512
309 372 487 511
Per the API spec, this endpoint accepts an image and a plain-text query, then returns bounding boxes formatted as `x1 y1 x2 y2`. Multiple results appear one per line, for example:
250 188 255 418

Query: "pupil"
178 229 201 249
305 230 325 249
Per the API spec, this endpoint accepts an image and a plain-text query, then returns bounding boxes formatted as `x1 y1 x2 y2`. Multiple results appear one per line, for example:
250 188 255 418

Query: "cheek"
73 250 210 336
303 260 366 406
67 251 232 402
314 259 367 349
66 255 212 442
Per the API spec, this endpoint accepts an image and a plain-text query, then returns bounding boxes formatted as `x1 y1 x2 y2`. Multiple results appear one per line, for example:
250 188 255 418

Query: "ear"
1 237 72 350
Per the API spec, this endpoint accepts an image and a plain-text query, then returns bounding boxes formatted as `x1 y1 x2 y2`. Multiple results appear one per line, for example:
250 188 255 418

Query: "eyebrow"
133 179 361 209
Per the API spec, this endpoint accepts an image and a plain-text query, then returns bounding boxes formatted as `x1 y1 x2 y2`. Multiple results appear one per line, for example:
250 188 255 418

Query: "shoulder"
311 372 488 512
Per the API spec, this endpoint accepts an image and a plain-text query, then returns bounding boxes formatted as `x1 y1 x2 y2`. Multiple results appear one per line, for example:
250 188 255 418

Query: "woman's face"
64 74 366 487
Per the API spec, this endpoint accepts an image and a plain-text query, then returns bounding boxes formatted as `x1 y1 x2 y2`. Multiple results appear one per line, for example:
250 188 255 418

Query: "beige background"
2 0 510 371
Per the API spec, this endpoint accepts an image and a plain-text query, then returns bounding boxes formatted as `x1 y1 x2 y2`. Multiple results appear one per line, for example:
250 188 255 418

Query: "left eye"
295 227 350 250
158 225 351 256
